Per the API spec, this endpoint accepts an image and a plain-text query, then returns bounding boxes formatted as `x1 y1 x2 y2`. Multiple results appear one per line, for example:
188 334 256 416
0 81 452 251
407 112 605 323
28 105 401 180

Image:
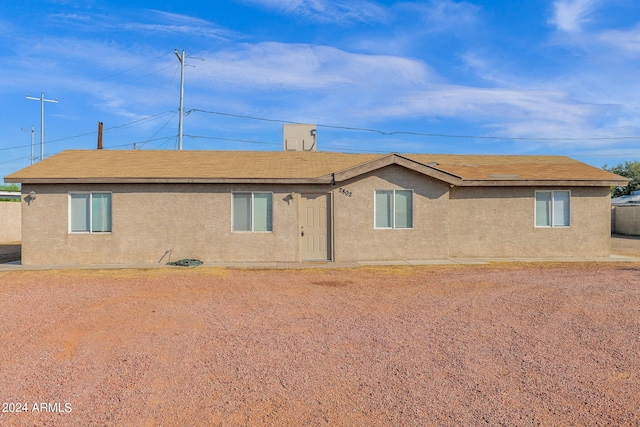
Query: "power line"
69 51 174 91
0 111 175 152
86 63 178 96
187 108 640 142
184 134 280 147
183 134 391 153
0 156 29 166
137 112 178 149
108 136 175 150
106 110 176 130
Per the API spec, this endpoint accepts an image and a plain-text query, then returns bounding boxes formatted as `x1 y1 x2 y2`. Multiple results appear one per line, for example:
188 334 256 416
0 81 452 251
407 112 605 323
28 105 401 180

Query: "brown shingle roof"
4 149 627 186
405 155 619 182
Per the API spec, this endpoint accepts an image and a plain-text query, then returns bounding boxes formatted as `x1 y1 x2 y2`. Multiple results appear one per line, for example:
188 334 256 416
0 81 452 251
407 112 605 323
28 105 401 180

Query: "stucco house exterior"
4 149 627 266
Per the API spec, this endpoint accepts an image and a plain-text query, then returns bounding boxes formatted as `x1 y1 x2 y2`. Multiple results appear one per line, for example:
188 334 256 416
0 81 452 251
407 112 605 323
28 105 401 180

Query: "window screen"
553 191 570 227
233 193 251 231
253 193 272 232
395 190 413 228
535 192 552 227
375 191 393 228
70 194 90 232
92 193 112 232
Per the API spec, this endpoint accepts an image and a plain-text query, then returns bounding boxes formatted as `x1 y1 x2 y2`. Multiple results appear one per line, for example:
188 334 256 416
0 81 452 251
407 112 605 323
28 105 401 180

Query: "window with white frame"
232 192 273 232
69 192 112 233
535 190 570 227
375 190 413 229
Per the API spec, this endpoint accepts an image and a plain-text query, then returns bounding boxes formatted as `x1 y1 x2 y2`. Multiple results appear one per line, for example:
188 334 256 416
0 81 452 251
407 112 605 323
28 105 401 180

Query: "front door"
300 193 331 261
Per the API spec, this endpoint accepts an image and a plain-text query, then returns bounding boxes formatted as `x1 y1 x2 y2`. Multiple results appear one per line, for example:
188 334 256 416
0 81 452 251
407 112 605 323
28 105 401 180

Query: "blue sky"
2 0 640 179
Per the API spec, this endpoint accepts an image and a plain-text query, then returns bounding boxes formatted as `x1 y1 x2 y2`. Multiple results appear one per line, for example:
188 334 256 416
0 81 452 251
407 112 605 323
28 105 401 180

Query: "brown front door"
300 193 331 261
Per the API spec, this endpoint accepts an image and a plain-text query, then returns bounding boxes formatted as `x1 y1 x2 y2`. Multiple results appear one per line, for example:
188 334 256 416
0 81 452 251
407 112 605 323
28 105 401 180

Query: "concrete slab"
211 262 279 269
1 255 639 272
405 259 458 265
448 259 491 265
357 260 411 266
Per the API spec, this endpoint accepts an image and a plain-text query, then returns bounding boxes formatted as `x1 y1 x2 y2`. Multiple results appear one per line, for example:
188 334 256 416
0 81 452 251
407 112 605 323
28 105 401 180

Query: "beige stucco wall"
448 186 612 258
332 165 450 261
611 205 640 236
20 167 449 265
21 183 312 265
20 172 614 265
0 201 21 243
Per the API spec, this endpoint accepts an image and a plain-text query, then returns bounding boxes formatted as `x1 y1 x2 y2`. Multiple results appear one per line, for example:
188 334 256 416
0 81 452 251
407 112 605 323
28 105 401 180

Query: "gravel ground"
0 263 639 426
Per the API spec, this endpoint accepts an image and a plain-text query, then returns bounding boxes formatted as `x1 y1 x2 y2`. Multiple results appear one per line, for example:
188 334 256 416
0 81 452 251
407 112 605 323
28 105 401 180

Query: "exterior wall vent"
283 124 317 152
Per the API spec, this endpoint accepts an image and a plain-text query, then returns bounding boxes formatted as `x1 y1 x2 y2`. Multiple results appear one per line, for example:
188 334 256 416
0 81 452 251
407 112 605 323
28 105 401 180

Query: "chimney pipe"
97 121 103 150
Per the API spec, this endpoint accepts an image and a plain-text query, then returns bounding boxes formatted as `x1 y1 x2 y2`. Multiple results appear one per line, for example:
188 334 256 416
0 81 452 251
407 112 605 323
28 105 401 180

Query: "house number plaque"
338 188 352 197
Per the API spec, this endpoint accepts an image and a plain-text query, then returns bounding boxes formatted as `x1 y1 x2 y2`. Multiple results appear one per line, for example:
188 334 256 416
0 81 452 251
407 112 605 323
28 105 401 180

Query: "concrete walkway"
3 237 640 271
1 254 640 271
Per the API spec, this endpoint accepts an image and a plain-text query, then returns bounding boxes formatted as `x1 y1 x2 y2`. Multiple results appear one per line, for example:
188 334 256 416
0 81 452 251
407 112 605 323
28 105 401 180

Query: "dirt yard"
0 263 639 426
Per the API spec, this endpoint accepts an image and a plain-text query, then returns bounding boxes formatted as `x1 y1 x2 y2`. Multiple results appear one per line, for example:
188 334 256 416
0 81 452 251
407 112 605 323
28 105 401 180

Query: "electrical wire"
69 51 174 91
86 63 177 95
187 108 640 142
136 112 178 149
0 111 176 152
183 134 393 153
0 156 29 166
184 135 280 147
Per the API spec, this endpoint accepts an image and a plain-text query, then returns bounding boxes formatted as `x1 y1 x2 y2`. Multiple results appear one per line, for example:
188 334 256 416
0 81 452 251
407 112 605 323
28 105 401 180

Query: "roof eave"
6 177 334 185
457 179 628 187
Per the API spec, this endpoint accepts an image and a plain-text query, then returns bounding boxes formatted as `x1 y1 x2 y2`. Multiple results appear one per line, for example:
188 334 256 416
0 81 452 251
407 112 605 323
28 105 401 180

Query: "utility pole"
21 126 35 165
26 93 58 162
174 49 185 150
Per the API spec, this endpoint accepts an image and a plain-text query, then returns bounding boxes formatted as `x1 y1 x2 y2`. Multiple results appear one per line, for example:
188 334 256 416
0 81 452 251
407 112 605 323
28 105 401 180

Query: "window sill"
69 232 112 234
374 227 414 230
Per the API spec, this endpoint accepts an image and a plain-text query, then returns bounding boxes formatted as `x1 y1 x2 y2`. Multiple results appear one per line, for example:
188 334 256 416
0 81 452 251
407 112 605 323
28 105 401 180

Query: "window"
233 192 273 232
535 191 570 227
375 190 413 229
69 192 112 233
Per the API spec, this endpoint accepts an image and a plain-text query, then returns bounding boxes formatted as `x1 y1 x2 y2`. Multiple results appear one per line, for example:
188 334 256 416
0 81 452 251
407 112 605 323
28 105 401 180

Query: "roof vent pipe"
97 121 103 150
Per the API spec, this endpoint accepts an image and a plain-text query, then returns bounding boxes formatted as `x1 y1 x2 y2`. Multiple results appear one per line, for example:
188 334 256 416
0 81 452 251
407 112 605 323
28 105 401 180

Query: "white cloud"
598 24 640 53
373 86 603 137
395 0 479 33
550 0 600 33
46 9 238 40
236 0 388 24
194 42 432 89
179 40 627 144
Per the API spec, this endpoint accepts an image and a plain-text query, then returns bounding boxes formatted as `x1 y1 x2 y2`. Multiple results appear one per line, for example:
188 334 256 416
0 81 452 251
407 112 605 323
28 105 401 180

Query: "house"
4 149 627 265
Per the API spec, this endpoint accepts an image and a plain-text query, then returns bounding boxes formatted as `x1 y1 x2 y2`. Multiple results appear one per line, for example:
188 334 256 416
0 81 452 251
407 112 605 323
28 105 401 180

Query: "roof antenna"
25 92 58 162
175 49 185 150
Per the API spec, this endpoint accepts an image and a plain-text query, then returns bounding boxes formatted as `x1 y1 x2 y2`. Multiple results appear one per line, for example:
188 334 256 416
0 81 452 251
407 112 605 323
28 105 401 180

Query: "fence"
611 205 640 236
